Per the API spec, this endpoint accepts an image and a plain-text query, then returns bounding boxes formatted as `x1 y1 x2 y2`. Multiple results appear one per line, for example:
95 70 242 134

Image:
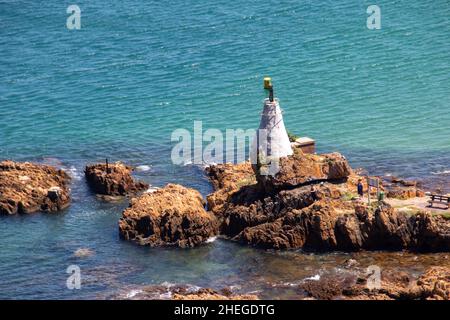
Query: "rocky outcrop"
206 151 450 252
85 162 148 197
384 177 425 199
119 184 218 247
256 150 352 194
0 160 71 215
205 162 257 216
230 199 450 252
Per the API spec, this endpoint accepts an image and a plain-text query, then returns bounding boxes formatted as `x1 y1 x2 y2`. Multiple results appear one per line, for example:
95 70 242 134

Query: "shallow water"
1 0 450 299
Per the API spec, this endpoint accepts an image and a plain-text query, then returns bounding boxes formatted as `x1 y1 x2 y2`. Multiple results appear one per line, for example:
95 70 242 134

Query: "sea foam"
431 170 450 175
135 165 151 172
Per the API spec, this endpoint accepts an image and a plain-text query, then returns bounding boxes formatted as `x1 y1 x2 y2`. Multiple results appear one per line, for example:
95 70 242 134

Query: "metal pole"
377 179 380 201
367 176 370 206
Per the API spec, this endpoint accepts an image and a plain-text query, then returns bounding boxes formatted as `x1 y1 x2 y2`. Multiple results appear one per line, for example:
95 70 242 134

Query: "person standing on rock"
357 179 364 197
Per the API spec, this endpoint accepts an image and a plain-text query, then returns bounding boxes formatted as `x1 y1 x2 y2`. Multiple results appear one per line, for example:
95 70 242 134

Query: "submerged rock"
173 288 258 300
73 248 95 258
110 284 258 300
299 273 357 300
85 162 148 197
345 266 449 300
299 266 449 300
119 184 218 247
0 160 71 215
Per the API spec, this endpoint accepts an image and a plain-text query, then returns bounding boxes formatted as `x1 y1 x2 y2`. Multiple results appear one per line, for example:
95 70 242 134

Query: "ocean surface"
0 0 449 299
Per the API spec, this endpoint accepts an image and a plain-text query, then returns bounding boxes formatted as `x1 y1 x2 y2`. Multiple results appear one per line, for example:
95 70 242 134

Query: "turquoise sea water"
0 1 449 299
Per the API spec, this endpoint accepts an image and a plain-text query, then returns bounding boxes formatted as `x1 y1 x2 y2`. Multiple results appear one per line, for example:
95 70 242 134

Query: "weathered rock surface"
416 267 450 300
0 160 71 215
85 162 148 196
229 194 450 252
206 152 450 252
205 162 257 216
384 176 425 199
256 150 352 193
119 184 218 247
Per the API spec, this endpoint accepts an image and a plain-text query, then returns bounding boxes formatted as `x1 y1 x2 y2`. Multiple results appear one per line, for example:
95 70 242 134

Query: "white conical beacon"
251 80 293 173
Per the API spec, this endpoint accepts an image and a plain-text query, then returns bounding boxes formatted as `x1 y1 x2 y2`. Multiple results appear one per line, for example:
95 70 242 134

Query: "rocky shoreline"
104 264 449 300
2 148 449 252
1 149 449 300
205 148 449 252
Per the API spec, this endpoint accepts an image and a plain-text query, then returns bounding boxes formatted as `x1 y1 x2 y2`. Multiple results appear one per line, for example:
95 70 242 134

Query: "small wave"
67 166 82 181
159 292 172 299
206 236 217 243
304 274 320 281
186 285 203 293
270 281 301 287
246 290 262 294
159 282 202 294
73 248 94 258
202 161 222 169
431 170 450 175
160 281 175 288
135 165 151 172
42 157 63 167
125 289 143 299
144 186 159 193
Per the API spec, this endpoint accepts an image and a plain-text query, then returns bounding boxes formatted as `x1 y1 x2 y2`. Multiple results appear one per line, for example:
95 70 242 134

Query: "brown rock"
85 162 148 196
417 267 450 300
256 151 352 193
218 180 346 239
386 187 420 199
235 200 352 250
205 162 257 215
0 160 71 215
299 273 357 300
206 162 255 191
119 184 218 247
384 177 425 200
205 153 449 252
235 199 450 252
412 212 450 252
